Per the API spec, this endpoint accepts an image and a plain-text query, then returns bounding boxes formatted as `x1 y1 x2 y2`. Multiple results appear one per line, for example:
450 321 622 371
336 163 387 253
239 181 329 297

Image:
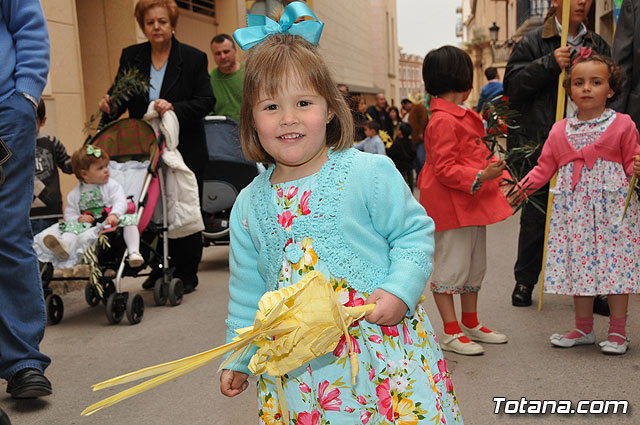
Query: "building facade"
398 50 424 103
41 0 398 196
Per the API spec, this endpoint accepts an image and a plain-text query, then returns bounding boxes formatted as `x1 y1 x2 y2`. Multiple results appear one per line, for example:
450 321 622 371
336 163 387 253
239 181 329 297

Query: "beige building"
41 0 398 196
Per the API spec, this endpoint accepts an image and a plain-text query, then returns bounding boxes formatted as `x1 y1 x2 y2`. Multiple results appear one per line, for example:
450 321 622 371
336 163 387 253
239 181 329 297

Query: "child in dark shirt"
30 100 73 234
386 122 416 188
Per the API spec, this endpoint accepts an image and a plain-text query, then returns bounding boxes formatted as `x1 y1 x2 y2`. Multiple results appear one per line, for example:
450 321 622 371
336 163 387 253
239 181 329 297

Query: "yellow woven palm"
82 271 374 417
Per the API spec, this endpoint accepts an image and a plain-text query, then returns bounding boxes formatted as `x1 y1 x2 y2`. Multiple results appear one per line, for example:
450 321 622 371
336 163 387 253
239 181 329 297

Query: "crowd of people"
3 0 640 424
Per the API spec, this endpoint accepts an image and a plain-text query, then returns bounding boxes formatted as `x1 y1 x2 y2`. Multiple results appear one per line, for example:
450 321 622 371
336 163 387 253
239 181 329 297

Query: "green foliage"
81 233 111 297
481 96 546 214
84 68 150 134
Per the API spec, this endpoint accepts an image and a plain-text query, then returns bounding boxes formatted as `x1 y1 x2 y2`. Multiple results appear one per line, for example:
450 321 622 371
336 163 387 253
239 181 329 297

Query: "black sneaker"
6 368 51 399
512 283 533 307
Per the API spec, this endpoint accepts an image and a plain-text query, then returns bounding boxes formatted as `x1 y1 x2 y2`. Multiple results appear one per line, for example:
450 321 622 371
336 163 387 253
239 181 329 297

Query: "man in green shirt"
209 34 244 122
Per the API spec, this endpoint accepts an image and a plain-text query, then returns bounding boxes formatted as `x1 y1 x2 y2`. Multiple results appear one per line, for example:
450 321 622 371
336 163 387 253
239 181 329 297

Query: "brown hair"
239 33 354 164
134 0 179 30
563 52 624 104
71 146 110 181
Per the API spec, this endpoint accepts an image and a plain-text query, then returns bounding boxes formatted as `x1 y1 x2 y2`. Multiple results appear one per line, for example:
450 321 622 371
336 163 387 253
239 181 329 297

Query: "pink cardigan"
418 98 513 232
520 113 640 194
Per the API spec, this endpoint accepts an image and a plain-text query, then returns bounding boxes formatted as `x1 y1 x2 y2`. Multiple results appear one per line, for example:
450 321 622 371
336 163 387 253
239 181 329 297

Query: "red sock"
563 316 593 340
444 321 471 343
461 312 492 334
608 317 627 345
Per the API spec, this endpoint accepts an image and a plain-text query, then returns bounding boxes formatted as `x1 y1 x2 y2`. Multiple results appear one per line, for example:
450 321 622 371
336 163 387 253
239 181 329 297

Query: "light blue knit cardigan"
224 148 435 373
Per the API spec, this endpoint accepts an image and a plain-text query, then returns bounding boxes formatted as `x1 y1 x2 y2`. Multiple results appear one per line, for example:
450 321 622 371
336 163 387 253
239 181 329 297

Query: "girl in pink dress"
519 51 640 355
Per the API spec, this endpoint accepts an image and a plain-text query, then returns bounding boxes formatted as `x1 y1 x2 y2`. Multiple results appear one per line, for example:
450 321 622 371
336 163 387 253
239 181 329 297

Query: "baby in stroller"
34 145 143 268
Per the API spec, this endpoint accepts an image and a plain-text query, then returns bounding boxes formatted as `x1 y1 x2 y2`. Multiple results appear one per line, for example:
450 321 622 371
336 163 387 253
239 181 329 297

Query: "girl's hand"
554 46 571 70
633 155 640 175
479 160 506 183
364 289 408 326
220 370 249 397
154 99 174 116
78 214 94 224
499 183 521 206
105 214 119 227
98 94 114 114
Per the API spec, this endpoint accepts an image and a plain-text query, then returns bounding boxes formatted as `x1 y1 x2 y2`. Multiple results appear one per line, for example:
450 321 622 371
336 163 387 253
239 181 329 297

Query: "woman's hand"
633 155 640 176
98 94 114 114
220 370 249 397
364 289 408 326
105 214 119 228
554 46 572 70
479 160 506 183
78 214 95 224
154 99 174 116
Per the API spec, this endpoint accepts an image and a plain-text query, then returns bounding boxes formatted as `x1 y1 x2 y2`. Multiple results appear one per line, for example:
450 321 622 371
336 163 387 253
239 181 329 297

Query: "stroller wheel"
168 278 184 306
105 292 125 324
40 262 54 285
45 294 64 325
85 283 101 307
153 277 168 306
126 293 144 325
101 279 116 305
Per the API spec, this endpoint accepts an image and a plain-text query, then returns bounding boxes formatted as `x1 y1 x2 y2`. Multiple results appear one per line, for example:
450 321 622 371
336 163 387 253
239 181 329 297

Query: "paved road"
2 213 639 425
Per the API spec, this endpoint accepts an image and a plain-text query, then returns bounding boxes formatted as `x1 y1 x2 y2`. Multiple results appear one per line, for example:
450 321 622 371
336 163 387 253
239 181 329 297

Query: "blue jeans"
0 93 50 380
31 217 58 235
414 142 426 175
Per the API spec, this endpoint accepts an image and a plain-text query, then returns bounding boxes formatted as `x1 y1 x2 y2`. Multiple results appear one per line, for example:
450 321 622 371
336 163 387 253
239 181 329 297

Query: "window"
177 0 215 18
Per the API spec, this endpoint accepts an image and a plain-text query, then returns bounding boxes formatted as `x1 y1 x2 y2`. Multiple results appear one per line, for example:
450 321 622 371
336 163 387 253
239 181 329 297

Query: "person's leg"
550 296 595 347
431 228 483 355
433 293 457 324
512 195 547 306
0 94 51 395
123 225 140 253
169 231 202 293
30 218 57 236
460 227 507 343
413 142 425 176
606 294 629 345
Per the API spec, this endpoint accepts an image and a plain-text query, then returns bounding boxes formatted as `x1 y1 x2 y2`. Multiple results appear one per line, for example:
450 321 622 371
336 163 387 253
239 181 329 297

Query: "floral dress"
257 173 463 425
544 109 640 295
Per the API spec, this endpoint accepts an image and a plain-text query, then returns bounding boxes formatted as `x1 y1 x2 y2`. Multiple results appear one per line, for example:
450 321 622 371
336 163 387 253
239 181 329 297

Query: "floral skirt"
256 288 463 425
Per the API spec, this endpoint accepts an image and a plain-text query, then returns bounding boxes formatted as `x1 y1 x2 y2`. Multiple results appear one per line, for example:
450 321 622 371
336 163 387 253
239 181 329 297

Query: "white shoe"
43 234 69 260
128 251 144 268
461 323 508 344
599 334 630 355
550 329 595 347
439 333 484 355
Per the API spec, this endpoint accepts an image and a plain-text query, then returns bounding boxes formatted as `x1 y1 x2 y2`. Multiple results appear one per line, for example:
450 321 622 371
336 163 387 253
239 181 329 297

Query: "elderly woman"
99 0 215 293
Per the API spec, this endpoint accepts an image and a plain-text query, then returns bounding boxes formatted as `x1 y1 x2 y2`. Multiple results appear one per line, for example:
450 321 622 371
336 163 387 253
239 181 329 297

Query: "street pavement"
2 212 639 425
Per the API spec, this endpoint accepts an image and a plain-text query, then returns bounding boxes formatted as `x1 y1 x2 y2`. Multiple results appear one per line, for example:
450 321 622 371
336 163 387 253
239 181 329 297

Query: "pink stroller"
39 118 184 325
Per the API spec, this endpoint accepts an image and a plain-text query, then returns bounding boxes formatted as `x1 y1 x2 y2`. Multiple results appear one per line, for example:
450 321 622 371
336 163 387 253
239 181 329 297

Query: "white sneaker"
550 329 595 348
128 251 144 268
461 323 508 344
599 333 630 355
43 234 69 260
439 333 484 355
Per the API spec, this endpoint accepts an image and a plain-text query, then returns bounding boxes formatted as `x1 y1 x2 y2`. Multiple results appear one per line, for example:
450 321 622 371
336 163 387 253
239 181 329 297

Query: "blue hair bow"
233 1 324 50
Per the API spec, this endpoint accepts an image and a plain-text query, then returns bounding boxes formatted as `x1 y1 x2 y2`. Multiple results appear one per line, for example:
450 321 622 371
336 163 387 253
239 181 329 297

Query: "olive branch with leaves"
480 96 546 214
84 68 150 134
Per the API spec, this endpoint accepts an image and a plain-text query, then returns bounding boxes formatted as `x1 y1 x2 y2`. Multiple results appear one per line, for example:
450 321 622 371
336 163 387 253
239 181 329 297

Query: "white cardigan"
146 103 204 238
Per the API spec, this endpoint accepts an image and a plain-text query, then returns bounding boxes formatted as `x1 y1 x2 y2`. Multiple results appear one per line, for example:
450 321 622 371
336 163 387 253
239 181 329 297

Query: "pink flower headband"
572 46 592 66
